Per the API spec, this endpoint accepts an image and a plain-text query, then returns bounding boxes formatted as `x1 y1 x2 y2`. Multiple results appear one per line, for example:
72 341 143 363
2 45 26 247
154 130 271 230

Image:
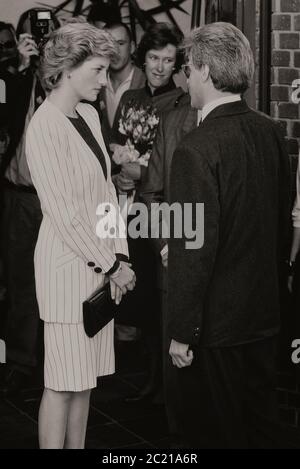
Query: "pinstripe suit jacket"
26 99 128 324
168 101 290 347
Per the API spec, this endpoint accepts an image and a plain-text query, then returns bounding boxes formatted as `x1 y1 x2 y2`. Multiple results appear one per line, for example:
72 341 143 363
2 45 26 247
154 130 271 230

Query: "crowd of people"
0 7 299 449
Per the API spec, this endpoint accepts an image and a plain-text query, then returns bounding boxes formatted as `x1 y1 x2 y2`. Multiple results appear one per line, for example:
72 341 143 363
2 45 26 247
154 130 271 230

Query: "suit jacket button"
88 262 95 268
94 267 102 274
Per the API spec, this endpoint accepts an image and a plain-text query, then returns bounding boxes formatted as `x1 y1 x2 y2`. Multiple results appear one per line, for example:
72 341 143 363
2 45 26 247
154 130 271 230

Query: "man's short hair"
184 22 255 94
104 22 133 43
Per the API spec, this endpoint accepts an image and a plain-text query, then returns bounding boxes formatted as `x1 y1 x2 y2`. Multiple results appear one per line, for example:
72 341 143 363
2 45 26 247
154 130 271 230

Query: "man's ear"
201 64 210 82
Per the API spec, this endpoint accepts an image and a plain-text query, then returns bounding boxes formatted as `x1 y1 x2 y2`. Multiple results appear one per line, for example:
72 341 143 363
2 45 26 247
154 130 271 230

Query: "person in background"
0 9 59 397
0 21 17 313
111 22 186 403
139 94 198 444
96 22 145 151
0 21 18 190
98 22 144 345
168 22 290 448
26 23 135 449
113 22 186 191
87 0 122 30
0 21 18 165
0 21 17 64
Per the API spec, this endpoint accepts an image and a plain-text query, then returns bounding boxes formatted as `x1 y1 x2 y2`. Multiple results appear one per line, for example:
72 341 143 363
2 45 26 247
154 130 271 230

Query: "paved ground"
0 341 171 449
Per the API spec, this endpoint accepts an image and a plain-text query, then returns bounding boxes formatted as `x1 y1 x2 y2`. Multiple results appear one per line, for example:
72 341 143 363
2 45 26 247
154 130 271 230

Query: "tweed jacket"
167 100 291 347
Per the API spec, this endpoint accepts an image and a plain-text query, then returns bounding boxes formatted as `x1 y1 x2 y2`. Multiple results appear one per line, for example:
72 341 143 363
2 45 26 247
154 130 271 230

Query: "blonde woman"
26 23 135 449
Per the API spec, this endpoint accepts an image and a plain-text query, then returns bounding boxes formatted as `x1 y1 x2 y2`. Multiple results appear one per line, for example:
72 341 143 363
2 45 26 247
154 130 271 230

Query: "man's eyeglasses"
0 40 16 49
181 64 191 78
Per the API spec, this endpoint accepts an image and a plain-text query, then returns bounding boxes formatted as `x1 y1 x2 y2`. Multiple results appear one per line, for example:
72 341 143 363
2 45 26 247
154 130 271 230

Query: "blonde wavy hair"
41 22 118 91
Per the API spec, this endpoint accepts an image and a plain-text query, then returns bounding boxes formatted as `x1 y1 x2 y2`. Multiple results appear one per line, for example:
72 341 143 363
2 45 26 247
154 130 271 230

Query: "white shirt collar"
202 94 241 122
107 68 134 94
197 110 202 126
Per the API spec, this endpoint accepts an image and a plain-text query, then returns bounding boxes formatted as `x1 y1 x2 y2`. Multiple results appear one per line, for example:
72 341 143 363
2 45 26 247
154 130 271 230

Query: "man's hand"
18 34 39 71
169 339 194 368
110 261 136 305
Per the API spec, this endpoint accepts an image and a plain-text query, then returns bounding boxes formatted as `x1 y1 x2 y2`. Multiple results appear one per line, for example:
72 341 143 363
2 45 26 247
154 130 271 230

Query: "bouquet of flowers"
112 100 160 167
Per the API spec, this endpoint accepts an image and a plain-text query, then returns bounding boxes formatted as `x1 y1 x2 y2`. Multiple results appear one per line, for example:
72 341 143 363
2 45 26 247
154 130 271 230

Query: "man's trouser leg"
176 336 278 448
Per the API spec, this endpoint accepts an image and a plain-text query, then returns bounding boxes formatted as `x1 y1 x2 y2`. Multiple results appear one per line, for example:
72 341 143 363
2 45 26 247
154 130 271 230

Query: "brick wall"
271 0 300 183
255 0 261 110
270 0 300 430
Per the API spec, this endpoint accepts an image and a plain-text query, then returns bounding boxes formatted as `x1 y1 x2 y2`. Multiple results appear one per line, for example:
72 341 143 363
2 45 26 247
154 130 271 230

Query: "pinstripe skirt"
44 321 115 392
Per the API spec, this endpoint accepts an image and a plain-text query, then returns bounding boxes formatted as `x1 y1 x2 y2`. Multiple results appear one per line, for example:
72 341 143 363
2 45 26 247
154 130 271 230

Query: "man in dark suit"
168 22 291 448
140 94 198 443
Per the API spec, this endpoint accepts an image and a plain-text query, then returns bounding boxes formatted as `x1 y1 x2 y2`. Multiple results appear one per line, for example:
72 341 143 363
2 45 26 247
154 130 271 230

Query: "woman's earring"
67 73 72 79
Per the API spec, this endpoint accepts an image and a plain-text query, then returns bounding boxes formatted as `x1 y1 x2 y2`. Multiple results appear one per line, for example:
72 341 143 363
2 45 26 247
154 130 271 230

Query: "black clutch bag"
83 282 117 338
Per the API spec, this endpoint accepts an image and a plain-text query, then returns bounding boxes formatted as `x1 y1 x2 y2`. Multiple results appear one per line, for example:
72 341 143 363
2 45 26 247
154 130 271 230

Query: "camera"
29 10 52 48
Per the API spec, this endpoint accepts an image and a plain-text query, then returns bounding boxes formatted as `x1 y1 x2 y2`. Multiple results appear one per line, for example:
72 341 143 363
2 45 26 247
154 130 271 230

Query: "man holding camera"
1 9 59 396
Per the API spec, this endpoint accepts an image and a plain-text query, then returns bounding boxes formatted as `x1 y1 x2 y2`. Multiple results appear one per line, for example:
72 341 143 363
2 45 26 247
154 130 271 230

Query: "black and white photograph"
0 0 300 450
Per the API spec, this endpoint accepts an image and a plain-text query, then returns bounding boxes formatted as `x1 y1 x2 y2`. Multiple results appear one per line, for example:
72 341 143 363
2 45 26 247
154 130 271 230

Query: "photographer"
0 9 59 396
0 22 18 162
0 21 17 313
